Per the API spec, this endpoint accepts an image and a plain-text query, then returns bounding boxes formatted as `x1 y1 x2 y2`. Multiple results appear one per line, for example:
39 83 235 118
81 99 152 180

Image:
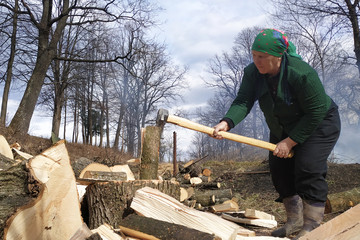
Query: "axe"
156 109 294 158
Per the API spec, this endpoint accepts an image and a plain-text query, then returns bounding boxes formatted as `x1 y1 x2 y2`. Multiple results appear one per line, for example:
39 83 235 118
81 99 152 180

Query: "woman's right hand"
211 121 230 139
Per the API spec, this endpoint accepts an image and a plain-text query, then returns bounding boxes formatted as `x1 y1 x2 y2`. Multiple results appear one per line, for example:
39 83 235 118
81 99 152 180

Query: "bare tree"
1 0 156 136
0 0 18 127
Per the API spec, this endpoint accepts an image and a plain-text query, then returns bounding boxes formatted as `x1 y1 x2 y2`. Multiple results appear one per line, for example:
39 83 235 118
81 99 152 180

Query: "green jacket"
224 54 331 144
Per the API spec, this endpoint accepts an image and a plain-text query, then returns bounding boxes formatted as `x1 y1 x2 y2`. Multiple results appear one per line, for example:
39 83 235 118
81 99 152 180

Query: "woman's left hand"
273 137 297 158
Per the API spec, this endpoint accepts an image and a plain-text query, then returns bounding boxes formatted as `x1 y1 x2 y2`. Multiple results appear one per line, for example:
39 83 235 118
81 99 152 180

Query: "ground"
2 128 360 238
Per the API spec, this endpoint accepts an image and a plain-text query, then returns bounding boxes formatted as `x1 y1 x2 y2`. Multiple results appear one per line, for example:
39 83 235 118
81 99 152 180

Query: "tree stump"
140 126 162 180
85 180 180 229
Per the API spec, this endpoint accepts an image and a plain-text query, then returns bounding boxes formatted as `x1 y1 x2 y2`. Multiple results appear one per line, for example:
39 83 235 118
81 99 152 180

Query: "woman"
213 29 341 239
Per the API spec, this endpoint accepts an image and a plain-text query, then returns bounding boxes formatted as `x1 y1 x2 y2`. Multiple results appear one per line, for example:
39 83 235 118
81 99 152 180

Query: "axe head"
156 108 169 127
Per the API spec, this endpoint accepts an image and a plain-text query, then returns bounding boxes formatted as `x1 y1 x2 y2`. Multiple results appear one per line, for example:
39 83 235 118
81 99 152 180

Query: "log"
299 203 360 240
202 168 212 177
3 140 83 240
120 214 220 240
222 213 277 229
130 187 256 239
192 188 233 206
140 126 162 180
325 187 360 213
85 180 180 229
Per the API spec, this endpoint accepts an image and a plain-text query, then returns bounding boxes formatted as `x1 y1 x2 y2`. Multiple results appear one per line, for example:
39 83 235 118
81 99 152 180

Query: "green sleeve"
224 68 256 126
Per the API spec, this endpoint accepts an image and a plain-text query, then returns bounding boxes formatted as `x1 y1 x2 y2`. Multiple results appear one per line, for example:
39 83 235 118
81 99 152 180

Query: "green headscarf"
251 28 301 59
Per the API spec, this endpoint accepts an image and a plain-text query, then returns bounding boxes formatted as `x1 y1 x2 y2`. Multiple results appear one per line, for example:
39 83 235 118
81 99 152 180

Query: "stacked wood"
131 187 256 239
2 140 83 240
85 180 180 229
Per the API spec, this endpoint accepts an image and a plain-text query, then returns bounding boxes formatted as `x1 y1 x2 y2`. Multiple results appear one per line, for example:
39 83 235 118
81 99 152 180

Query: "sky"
3 0 359 163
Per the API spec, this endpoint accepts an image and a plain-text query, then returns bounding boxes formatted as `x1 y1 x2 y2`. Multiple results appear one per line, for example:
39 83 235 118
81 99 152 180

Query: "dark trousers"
269 103 341 203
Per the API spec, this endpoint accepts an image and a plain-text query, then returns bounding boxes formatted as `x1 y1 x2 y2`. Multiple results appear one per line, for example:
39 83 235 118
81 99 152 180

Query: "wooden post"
140 126 162 180
173 131 178 176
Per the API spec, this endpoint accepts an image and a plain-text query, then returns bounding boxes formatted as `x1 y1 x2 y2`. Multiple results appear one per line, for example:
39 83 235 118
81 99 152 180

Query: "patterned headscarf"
251 28 301 59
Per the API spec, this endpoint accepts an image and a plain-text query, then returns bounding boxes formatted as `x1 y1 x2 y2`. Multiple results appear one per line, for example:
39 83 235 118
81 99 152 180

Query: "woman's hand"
273 137 297 158
211 121 230 139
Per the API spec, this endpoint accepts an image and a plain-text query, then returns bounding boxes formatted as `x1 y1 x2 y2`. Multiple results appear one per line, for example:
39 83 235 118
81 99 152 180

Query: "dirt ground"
2 128 360 238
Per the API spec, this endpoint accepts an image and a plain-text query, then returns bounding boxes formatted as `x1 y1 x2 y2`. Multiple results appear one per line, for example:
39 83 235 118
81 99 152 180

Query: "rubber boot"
271 195 303 237
292 200 325 240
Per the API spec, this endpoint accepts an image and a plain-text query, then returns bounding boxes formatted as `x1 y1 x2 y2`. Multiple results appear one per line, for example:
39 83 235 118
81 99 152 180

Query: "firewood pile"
1 132 359 240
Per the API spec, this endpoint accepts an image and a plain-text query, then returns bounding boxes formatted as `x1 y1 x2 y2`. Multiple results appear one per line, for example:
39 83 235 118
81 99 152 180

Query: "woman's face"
252 50 282 76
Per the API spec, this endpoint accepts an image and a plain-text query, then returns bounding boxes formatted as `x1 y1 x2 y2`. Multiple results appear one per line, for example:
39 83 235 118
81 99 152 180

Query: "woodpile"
1 132 359 240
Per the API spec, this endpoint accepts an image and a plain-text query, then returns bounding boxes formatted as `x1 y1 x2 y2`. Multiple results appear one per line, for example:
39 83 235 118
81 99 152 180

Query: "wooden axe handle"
167 115 294 158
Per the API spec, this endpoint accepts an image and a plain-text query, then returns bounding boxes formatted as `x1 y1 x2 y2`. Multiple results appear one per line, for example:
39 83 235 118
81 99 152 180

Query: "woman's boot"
293 200 325 240
271 195 303 237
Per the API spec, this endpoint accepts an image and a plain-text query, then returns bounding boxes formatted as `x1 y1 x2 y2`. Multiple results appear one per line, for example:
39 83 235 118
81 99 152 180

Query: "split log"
140 126 162 180
85 180 180 229
71 157 94 178
245 209 275 221
209 200 239 213
299 203 360 240
0 135 13 160
120 214 220 240
131 187 255 239
3 140 83 240
222 213 277 229
91 224 124 240
325 187 360 213
79 163 135 181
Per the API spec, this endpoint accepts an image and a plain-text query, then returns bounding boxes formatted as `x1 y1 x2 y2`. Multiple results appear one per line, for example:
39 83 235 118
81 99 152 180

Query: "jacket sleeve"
224 67 257 127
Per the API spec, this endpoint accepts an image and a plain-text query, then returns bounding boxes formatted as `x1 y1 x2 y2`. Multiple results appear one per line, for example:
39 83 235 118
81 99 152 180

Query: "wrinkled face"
252 50 282 76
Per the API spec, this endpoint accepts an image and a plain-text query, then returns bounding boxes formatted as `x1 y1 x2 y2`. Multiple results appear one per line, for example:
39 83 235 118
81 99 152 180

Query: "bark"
85 180 180 229
120 214 220 240
140 126 161 180
0 160 33 239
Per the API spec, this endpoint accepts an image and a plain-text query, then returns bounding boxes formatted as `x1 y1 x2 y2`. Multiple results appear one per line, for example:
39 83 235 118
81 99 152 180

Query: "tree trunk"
140 126 161 180
85 180 180 229
8 0 70 135
0 0 18 127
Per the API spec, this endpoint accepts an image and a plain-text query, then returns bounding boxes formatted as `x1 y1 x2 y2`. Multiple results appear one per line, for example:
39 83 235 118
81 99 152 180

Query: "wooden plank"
299 203 360 240
245 209 275 221
131 187 255 239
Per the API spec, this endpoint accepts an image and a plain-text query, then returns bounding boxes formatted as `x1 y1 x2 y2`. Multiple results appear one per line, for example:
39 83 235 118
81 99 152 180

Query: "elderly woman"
213 29 341 239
